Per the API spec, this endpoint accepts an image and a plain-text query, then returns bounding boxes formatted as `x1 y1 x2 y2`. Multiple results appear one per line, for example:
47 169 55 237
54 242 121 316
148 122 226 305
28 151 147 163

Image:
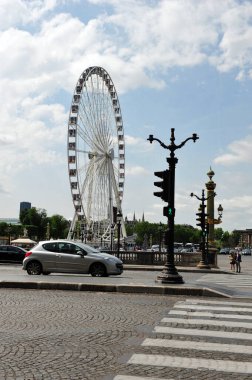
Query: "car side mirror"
77 250 87 256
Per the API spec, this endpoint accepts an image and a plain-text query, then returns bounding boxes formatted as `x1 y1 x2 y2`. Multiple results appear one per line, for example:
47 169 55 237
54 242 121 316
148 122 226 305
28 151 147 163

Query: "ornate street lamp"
110 224 115 251
80 223 85 243
217 204 223 221
148 128 199 284
191 189 215 269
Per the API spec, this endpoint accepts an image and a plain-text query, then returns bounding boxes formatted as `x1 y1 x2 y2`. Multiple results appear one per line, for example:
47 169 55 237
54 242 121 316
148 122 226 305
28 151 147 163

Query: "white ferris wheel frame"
67 66 126 243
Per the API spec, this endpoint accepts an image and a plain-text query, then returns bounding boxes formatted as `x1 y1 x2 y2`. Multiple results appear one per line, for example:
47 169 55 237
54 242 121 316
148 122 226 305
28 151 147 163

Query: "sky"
1 0 252 232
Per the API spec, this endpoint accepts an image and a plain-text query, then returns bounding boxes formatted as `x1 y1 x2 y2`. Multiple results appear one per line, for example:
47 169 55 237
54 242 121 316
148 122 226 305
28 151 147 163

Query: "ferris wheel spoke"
78 99 110 153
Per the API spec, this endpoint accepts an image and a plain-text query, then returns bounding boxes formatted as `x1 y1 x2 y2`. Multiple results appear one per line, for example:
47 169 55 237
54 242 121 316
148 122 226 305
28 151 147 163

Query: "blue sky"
1 0 252 232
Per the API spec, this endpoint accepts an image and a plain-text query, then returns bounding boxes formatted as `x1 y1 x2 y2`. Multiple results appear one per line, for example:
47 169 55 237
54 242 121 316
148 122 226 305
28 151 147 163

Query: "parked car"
150 245 160 252
22 240 123 277
181 247 196 253
241 248 252 256
219 248 230 255
0 245 27 263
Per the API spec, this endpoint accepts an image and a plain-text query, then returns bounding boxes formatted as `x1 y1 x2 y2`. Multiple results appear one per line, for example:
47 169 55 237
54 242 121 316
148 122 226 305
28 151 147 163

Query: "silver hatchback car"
22 240 123 277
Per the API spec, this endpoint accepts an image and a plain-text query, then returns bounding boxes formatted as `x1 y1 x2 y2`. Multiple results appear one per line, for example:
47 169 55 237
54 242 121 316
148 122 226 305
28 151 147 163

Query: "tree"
174 224 200 244
48 214 69 239
214 227 224 241
20 207 48 240
229 230 240 247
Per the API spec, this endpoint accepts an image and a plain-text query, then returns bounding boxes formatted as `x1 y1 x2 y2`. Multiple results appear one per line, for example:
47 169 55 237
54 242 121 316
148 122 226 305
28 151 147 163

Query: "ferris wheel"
67 66 126 243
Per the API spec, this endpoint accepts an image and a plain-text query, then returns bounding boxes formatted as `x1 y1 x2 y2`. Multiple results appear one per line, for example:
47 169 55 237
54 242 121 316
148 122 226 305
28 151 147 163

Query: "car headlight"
104 257 115 262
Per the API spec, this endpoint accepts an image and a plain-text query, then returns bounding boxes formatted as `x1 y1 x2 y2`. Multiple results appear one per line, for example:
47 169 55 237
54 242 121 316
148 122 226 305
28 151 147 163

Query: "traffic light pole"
148 128 199 284
191 189 215 269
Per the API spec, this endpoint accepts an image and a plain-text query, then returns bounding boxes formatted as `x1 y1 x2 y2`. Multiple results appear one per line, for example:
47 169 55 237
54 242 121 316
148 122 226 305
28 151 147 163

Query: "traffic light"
196 205 208 232
163 206 173 218
196 211 204 228
154 170 170 202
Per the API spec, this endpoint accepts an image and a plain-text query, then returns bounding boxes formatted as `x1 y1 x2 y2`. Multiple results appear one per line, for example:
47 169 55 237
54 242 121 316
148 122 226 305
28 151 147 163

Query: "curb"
124 265 229 274
0 281 230 298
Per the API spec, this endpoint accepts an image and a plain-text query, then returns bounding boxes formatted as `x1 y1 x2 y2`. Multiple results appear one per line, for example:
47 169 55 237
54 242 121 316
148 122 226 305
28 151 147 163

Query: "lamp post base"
156 263 184 284
197 260 211 269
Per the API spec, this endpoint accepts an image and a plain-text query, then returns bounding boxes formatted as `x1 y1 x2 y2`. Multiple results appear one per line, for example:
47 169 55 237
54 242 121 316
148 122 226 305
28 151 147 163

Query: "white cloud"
0 0 71 29
124 135 152 152
126 166 149 176
214 135 252 165
222 195 252 210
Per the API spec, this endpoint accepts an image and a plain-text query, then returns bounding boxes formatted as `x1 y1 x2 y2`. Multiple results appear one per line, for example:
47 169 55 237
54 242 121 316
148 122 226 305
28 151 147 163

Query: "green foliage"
127 221 165 246
125 220 239 249
126 221 200 247
49 214 69 239
0 222 24 242
20 207 48 240
174 224 201 244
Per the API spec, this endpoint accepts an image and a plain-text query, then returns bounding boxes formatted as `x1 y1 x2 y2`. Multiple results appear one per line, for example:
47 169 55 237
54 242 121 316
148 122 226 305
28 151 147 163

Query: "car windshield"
74 242 102 254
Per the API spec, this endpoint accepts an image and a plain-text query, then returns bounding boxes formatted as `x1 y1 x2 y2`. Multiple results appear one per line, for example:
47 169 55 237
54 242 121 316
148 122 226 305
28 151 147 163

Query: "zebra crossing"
196 273 252 292
113 298 252 380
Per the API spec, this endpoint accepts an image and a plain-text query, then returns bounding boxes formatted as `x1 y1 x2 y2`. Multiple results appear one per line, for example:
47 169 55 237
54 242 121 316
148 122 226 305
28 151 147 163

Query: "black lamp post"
117 211 122 257
148 128 199 284
110 224 115 251
191 189 215 269
158 223 163 252
7 223 11 245
80 223 84 243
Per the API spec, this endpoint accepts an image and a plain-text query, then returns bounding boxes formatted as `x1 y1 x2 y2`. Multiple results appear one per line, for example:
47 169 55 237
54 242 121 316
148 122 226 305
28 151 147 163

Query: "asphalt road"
0 254 251 298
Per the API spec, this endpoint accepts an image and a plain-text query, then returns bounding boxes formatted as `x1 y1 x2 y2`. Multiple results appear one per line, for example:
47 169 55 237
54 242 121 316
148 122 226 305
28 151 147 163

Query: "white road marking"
169 310 252 320
154 326 252 340
161 317 252 329
174 304 252 313
183 299 252 306
142 338 252 354
128 354 252 374
113 376 171 380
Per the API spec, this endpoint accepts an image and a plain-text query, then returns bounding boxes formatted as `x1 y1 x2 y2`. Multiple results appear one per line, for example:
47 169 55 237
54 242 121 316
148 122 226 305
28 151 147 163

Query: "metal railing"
105 250 204 266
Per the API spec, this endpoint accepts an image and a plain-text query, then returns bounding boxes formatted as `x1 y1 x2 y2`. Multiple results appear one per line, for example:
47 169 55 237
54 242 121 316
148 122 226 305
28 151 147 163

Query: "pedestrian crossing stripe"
197 274 252 288
128 354 252 374
169 309 252 320
174 304 252 312
154 325 252 340
182 299 252 306
114 299 252 379
161 316 252 328
142 338 252 354
113 376 171 380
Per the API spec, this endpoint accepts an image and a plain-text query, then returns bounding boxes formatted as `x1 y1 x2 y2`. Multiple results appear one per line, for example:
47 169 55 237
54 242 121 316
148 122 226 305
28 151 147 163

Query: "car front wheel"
26 261 42 275
90 263 107 277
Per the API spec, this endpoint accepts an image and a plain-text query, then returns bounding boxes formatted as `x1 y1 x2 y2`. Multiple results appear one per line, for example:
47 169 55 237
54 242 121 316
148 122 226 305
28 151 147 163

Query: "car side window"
8 246 19 253
42 243 59 252
58 243 76 254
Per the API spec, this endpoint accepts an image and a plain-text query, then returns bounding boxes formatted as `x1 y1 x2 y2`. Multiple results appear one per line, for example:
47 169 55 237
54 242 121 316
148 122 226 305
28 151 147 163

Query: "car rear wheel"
90 263 107 277
26 261 42 275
